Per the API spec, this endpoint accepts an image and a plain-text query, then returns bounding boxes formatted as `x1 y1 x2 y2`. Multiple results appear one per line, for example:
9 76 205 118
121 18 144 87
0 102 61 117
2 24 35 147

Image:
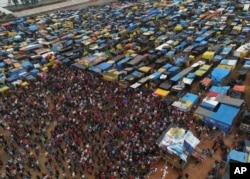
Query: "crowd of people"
0 64 175 178
0 61 237 179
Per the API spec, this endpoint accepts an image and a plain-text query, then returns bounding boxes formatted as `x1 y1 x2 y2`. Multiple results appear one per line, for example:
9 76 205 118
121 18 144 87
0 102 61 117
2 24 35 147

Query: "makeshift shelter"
215 94 244 108
172 93 198 112
194 106 212 121
200 96 219 111
199 77 212 90
231 85 245 99
153 88 170 97
226 150 248 164
170 67 193 83
195 64 211 78
202 51 215 62
207 104 240 133
210 68 231 86
220 59 238 70
157 125 200 169
209 86 230 95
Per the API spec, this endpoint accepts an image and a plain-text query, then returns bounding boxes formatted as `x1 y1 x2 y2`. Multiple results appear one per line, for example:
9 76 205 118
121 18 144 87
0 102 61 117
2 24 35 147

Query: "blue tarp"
0 62 5 68
181 93 199 105
227 150 248 164
162 63 173 70
168 66 180 76
150 71 162 80
116 56 131 71
96 62 112 71
214 55 223 61
30 69 40 77
22 61 33 68
171 67 194 82
201 100 217 111
28 25 38 32
211 68 231 85
209 104 240 133
209 86 230 95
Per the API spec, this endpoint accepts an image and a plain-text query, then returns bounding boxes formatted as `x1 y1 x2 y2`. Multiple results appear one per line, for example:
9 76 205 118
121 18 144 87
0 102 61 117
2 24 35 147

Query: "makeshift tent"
153 88 170 97
148 71 162 80
231 85 245 99
194 106 212 121
158 126 200 163
200 96 219 111
168 66 180 76
195 64 211 78
96 62 113 71
226 150 248 164
22 61 33 69
199 77 212 90
211 68 231 86
220 59 237 70
170 67 193 82
182 72 196 85
159 81 172 90
181 93 199 106
208 104 240 133
209 86 230 95
215 94 244 108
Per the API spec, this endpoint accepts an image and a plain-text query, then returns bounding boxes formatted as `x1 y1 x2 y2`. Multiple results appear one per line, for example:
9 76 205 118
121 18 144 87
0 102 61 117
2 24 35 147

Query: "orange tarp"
233 85 245 92
200 77 212 87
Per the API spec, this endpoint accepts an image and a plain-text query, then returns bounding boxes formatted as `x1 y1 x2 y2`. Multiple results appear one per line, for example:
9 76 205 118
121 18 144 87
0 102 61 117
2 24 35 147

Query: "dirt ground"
1 1 250 179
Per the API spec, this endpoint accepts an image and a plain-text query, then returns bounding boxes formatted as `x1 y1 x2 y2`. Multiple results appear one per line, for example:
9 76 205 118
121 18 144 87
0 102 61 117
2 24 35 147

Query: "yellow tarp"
139 66 151 73
202 51 215 60
154 88 170 97
158 68 166 73
248 154 250 162
41 66 48 72
174 25 183 32
21 82 29 87
0 86 9 93
217 64 233 71
13 63 22 68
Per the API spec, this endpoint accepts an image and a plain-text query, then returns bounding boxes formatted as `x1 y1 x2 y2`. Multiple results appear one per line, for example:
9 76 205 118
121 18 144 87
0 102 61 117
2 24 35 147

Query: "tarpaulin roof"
200 77 212 87
201 96 219 111
170 67 193 82
209 86 230 95
195 106 212 118
149 71 162 80
211 68 231 84
210 104 240 126
227 150 248 164
96 62 112 71
233 85 245 92
158 126 200 162
215 94 244 107
181 93 199 105
154 88 170 97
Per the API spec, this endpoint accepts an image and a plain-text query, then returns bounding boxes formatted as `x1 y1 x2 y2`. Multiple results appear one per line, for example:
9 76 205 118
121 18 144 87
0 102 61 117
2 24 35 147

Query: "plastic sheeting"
211 68 231 85
209 86 230 95
227 150 248 164
209 104 240 133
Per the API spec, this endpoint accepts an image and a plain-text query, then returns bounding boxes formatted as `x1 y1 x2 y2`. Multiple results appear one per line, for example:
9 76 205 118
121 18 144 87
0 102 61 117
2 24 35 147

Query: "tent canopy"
233 85 245 93
227 150 248 164
210 104 240 127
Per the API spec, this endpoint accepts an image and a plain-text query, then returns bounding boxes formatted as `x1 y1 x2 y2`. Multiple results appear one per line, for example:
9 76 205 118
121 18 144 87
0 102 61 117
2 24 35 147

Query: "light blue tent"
209 86 230 95
211 68 231 85
227 150 248 164
208 104 240 133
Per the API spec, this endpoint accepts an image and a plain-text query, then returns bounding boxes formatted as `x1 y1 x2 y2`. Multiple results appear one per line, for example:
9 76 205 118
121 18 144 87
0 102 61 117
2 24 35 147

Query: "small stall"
157 126 200 170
